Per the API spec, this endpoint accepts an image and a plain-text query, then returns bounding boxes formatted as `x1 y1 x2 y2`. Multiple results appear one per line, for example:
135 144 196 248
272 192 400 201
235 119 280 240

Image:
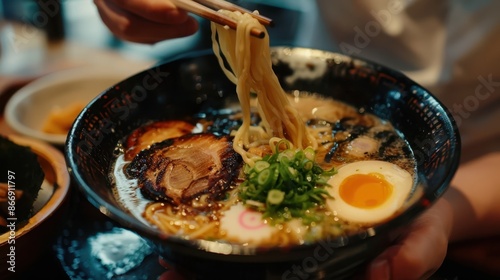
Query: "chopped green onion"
302 160 314 171
254 160 270 172
304 147 316 161
257 168 273 186
275 139 291 153
277 149 295 163
267 189 285 205
239 139 337 225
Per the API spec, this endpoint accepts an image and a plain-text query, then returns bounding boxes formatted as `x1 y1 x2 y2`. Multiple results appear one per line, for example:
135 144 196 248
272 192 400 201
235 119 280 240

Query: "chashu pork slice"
124 120 195 161
126 133 242 205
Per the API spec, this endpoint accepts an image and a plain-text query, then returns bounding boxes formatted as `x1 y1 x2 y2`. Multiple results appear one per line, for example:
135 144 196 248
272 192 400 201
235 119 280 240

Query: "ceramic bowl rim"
4 66 138 145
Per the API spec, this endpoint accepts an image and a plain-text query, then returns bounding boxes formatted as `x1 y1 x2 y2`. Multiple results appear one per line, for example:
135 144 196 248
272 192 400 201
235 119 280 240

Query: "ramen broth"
111 92 416 246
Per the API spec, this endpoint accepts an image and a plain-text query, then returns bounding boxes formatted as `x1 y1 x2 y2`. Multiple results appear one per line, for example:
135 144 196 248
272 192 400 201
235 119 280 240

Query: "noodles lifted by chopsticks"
211 11 318 166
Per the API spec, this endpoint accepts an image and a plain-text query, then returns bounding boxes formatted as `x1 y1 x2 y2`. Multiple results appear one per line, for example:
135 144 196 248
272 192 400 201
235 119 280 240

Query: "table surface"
1 20 499 280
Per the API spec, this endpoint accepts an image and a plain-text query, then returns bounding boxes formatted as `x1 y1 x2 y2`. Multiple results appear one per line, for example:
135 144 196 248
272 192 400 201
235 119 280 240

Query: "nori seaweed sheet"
0 135 45 225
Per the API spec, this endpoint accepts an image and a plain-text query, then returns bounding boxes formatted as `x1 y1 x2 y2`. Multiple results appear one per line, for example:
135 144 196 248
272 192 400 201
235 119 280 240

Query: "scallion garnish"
239 140 337 224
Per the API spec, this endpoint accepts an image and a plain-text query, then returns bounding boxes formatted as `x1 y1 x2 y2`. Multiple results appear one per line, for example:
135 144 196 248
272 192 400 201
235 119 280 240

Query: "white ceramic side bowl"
0 135 71 278
4 67 139 145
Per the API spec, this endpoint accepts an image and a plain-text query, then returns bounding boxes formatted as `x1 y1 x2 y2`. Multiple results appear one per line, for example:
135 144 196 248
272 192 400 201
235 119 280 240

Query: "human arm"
93 0 199 43
446 152 500 241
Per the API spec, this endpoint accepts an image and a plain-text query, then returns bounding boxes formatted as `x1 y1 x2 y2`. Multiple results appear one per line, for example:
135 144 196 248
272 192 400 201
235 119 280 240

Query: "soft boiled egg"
326 160 414 224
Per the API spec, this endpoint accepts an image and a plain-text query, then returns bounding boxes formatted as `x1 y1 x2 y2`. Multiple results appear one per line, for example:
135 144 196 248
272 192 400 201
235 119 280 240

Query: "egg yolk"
338 173 393 209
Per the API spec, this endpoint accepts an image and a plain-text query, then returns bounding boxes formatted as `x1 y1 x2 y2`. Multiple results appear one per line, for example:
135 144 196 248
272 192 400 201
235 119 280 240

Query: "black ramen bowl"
66 47 460 279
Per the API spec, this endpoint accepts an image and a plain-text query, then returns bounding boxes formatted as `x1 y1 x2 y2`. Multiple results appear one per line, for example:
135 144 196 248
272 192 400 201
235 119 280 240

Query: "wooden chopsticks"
170 0 273 38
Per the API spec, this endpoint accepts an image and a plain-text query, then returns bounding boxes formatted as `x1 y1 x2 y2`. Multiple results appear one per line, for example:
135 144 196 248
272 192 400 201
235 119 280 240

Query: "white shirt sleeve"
316 0 447 86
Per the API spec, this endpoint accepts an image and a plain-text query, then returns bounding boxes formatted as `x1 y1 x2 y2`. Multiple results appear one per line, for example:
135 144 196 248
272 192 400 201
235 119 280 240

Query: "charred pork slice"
124 120 195 161
126 133 242 205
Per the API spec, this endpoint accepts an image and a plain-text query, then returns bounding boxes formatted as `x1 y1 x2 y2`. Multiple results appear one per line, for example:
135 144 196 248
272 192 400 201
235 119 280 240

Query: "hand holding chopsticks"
170 0 273 38
93 0 272 43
